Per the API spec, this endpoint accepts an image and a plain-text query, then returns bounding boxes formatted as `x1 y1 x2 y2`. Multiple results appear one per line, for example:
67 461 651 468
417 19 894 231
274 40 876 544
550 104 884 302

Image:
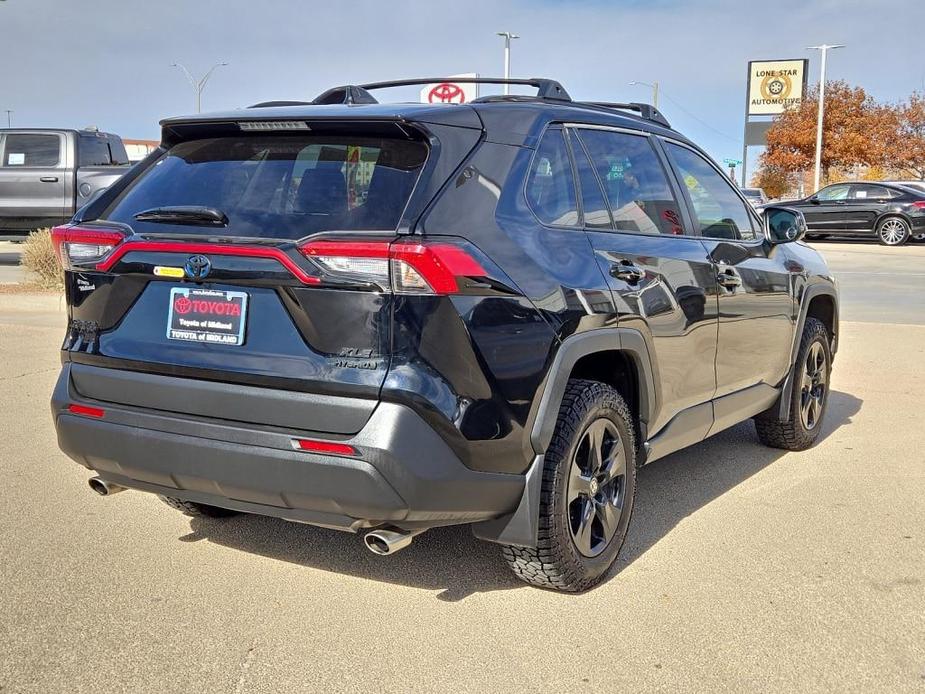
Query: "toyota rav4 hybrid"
50 78 838 591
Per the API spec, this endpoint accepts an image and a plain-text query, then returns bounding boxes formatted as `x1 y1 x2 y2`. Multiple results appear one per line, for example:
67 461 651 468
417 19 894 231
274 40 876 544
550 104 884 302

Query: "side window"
2 134 61 167
567 131 612 230
525 129 579 227
577 129 685 236
816 184 849 201
79 135 113 166
666 143 757 241
850 184 890 200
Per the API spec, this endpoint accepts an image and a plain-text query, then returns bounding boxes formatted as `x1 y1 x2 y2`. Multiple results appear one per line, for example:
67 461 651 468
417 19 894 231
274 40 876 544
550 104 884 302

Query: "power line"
653 89 739 142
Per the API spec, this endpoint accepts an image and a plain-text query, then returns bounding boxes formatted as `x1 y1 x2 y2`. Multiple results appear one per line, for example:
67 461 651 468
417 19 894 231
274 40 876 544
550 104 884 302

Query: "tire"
754 317 831 451
876 216 910 246
502 379 637 592
158 495 240 518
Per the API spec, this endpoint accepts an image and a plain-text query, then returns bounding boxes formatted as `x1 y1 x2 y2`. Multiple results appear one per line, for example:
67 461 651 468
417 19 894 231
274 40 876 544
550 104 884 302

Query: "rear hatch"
56 116 481 434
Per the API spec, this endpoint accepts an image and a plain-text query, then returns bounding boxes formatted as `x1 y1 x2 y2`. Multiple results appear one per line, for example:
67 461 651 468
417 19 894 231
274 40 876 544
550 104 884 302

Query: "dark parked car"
787 181 925 245
50 78 838 591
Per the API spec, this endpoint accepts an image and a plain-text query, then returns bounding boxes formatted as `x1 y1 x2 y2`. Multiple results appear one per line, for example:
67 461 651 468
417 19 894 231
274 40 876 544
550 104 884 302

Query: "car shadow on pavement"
181 390 861 602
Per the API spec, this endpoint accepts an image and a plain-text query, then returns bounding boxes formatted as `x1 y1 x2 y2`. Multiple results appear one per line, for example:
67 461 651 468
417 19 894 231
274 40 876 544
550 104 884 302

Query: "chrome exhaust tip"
88 476 126 496
363 528 423 556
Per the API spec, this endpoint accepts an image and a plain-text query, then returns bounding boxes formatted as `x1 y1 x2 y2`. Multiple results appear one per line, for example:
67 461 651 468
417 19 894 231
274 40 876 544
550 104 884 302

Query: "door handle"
716 269 742 289
40 176 59 183
610 261 645 284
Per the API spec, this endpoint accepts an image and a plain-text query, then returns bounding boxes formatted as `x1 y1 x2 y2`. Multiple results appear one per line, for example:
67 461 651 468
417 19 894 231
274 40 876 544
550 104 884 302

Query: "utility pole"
629 80 659 109
171 61 228 114
4 110 11 128
807 44 845 193
496 32 519 95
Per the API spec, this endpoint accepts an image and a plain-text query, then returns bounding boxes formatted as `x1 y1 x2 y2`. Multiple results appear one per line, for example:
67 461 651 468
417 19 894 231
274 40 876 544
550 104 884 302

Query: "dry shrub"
20 228 64 290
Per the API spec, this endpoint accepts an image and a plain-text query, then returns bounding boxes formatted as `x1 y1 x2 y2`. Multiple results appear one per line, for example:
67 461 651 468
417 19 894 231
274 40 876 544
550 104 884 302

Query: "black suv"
50 78 838 591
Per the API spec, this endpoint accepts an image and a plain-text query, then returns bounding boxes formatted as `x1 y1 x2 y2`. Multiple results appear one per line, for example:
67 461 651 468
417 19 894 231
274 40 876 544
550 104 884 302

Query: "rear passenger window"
577 129 684 236
526 130 578 227
850 184 891 200
568 131 612 230
666 143 757 241
2 134 60 167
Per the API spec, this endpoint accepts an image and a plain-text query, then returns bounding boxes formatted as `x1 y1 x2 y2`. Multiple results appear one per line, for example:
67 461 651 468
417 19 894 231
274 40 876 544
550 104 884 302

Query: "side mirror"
809 196 820 204
763 206 807 244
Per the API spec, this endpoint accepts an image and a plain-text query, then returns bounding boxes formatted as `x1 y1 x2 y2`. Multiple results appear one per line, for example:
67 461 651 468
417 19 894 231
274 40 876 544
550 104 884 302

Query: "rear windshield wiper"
133 206 229 227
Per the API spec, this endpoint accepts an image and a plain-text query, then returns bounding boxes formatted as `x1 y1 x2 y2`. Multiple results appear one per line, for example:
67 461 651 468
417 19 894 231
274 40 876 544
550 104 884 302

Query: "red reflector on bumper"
294 438 357 456
68 404 105 418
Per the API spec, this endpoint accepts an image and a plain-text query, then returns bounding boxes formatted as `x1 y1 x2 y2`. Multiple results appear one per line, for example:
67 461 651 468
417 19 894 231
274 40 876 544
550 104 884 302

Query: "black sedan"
784 182 925 246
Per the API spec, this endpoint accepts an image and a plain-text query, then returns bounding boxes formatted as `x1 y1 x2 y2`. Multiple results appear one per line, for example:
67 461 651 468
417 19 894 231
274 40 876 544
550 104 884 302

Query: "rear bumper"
51 364 524 532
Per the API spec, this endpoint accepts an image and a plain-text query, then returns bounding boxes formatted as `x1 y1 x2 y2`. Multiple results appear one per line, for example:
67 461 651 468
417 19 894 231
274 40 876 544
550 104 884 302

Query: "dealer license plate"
166 287 248 346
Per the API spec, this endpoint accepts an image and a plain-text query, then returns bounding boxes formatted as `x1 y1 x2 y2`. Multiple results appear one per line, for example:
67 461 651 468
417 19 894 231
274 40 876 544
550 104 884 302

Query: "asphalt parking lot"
1 241 923 693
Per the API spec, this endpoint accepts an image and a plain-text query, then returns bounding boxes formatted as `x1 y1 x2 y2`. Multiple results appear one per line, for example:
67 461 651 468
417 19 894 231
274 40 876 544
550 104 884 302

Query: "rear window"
80 134 129 167
103 135 428 239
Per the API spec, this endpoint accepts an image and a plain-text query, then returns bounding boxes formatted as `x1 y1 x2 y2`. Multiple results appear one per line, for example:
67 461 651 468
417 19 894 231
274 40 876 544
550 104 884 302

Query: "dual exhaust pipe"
89 475 422 555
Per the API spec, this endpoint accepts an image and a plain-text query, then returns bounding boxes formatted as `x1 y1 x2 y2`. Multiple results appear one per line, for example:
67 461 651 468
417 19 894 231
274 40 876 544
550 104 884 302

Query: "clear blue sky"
3 0 924 181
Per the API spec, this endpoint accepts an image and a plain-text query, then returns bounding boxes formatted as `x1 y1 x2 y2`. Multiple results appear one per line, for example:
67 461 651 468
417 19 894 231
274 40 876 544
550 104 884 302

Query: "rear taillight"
298 239 487 295
912 201 925 210
51 225 124 270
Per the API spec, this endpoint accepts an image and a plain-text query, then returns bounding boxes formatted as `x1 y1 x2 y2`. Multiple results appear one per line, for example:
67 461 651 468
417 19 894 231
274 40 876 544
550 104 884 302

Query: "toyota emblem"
184 255 212 280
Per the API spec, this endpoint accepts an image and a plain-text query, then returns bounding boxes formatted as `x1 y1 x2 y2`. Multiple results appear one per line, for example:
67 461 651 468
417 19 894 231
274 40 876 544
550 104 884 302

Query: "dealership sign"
419 73 478 104
746 59 809 115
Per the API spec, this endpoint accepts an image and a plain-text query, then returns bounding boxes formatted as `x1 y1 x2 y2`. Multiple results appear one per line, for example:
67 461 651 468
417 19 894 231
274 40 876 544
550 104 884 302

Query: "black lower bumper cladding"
52 364 524 532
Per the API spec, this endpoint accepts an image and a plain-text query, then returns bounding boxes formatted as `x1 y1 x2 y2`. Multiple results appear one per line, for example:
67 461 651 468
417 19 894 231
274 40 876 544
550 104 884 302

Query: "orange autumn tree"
758 81 894 183
890 92 925 180
750 166 790 199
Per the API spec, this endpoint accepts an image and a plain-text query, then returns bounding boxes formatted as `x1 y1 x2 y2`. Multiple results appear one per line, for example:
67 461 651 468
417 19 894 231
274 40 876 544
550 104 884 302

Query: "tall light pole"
4 110 11 128
807 44 844 193
171 61 228 113
629 80 659 108
496 32 519 95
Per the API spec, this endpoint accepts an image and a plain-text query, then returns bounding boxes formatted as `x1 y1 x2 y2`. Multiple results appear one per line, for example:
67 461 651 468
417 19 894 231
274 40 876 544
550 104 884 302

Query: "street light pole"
171 61 229 114
4 110 11 128
807 44 844 193
629 80 659 108
496 32 520 95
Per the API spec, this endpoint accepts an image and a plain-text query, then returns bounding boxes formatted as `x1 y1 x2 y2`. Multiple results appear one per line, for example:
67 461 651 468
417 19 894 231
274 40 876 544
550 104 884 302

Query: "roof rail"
581 102 671 128
310 77 571 104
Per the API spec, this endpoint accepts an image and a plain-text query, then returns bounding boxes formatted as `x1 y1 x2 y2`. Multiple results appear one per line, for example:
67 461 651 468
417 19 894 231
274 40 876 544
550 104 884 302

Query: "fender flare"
776 283 839 422
473 328 658 548
528 328 658 455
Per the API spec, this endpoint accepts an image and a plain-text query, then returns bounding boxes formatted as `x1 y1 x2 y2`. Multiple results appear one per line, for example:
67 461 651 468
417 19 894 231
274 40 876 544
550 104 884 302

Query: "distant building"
122 139 159 163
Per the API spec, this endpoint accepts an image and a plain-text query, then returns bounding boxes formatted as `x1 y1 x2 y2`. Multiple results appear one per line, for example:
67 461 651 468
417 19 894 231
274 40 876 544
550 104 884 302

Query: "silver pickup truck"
0 128 132 234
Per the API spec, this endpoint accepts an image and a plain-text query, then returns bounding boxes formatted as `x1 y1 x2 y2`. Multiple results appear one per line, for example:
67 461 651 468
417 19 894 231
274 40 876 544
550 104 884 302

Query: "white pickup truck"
0 128 133 235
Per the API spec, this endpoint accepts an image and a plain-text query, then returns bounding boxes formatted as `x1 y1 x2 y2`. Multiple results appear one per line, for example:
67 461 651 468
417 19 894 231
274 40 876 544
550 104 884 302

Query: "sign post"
741 59 809 186
723 158 742 181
